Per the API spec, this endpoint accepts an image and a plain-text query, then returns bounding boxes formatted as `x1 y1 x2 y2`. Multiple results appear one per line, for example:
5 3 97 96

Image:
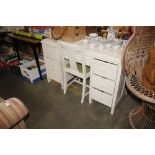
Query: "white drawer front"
63 49 81 62
42 45 59 59
92 59 118 80
91 74 115 95
44 58 61 83
44 57 58 68
46 68 60 83
91 88 113 107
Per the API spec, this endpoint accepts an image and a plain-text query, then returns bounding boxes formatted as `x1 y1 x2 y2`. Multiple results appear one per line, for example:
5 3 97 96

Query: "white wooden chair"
60 45 90 103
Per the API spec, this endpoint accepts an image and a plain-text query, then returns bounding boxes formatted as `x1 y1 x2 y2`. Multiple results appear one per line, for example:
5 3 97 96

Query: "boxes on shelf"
0 61 7 68
10 58 29 75
0 47 19 68
0 50 17 63
29 26 52 38
19 59 46 83
51 26 86 42
0 46 10 54
10 64 21 75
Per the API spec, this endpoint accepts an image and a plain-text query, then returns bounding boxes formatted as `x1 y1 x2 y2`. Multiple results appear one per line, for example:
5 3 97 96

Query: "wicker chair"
123 26 155 129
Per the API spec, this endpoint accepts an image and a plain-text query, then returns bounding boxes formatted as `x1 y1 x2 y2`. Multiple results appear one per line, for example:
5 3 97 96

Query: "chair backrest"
60 43 87 75
123 26 155 83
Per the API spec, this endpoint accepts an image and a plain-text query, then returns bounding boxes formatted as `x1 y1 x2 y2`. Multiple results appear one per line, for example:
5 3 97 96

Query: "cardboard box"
19 59 46 83
29 26 52 38
51 26 86 42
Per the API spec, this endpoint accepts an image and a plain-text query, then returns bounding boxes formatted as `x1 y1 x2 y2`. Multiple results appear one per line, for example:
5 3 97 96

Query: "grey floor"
0 68 140 129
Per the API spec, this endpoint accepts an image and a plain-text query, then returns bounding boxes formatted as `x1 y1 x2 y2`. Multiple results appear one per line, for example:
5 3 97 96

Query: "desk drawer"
44 57 59 68
63 49 81 61
46 68 60 83
91 88 112 107
42 45 59 59
91 74 115 95
92 59 118 81
45 61 60 75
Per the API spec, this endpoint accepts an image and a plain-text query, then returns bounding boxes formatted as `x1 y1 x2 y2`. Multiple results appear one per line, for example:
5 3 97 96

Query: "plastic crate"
19 59 46 83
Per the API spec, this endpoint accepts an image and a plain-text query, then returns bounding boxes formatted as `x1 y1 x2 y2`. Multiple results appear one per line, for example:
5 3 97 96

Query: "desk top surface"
42 38 126 63
8 33 41 44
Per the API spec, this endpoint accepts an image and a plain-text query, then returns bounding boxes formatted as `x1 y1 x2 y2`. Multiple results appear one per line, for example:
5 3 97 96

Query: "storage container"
19 59 46 83
51 26 86 42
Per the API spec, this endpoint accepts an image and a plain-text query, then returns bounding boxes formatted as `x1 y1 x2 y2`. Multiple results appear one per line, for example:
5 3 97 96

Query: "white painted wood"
116 71 126 104
19 59 46 83
60 46 90 104
89 48 125 115
110 64 122 115
44 57 59 69
91 88 113 107
81 77 86 103
63 72 67 94
41 39 62 84
47 78 51 83
91 59 118 81
91 74 115 95
41 38 125 114
46 69 60 82
42 45 59 59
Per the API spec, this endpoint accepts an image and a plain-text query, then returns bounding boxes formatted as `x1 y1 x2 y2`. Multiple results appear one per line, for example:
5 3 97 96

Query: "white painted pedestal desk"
41 38 125 115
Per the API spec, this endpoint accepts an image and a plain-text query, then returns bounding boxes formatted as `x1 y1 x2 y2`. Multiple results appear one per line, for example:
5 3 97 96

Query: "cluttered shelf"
0 27 48 82
8 33 41 44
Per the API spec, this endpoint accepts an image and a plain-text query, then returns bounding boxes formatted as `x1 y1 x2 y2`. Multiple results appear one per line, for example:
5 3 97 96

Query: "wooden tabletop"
8 33 41 44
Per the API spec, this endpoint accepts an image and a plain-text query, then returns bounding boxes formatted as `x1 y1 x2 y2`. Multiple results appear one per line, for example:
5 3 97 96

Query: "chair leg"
64 72 67 94
81 78 86 104
89 95 92 104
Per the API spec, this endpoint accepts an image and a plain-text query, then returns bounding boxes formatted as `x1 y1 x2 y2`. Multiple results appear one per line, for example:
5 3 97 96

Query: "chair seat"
126 74 155 104
66 63 90 73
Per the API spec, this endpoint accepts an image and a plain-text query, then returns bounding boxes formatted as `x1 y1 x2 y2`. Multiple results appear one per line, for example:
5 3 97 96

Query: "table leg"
32 45 43 80
0 33 11 47
38 44 42 54
13 40 21 61
0 34 4 46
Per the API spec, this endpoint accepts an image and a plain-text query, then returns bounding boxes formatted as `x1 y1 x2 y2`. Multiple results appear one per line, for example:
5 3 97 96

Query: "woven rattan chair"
123 26 155 129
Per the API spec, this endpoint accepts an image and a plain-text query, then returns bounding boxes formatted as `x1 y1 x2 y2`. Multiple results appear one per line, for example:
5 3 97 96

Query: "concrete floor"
0 68 140 128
